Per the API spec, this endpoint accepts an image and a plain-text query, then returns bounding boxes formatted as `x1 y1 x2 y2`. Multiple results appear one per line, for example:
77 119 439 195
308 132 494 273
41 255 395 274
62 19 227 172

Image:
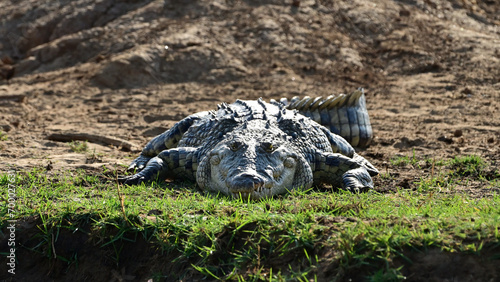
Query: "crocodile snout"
227 173 266 193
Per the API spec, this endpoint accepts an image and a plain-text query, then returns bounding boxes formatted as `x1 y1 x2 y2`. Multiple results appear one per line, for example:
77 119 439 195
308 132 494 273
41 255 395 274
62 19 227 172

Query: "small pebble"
461 87 473 95
437 136 453 144
399 10 410 17
453 129 463 137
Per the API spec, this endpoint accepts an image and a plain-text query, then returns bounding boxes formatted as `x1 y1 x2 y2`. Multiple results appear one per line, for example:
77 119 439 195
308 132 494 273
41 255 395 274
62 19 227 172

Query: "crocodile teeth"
253 183 264 192
231 192 249 199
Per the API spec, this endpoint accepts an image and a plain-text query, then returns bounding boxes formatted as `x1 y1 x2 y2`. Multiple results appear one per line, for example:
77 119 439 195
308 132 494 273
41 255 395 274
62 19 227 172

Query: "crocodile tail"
280 88 373 147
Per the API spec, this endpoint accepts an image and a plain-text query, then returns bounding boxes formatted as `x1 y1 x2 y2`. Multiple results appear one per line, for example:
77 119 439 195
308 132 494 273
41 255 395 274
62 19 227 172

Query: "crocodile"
119 89 378 199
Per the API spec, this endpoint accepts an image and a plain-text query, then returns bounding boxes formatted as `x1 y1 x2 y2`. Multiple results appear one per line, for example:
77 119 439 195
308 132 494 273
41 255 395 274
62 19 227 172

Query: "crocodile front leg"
128 112 207 172
120 147 199 185
313 152 378 192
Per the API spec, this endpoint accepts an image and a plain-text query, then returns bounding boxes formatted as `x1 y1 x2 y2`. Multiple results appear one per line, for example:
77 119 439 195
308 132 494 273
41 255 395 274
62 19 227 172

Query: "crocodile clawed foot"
342 167 374 193
127 164 145 173
127 155 151 173
344 185 371 193
118 174 145 185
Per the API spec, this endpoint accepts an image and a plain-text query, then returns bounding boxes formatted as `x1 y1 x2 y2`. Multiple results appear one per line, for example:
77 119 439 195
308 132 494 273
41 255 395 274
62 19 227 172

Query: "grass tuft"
69 140 89 153
0 131 7 141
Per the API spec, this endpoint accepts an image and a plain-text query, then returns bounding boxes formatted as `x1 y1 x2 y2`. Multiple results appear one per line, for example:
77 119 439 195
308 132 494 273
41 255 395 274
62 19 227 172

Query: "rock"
0 124 13 132
399 10 411 17
1 56 15 65
0 65 15 80
437 136 453 144
15 56 41 75
461 87 473 95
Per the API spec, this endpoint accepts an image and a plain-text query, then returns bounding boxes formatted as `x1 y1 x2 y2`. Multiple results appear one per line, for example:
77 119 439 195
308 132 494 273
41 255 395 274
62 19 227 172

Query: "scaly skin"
278 88 373 147
120 90 378 199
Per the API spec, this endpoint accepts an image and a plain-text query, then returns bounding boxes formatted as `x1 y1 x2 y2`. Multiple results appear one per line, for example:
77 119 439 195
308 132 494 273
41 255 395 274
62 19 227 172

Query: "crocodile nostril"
229 173 265 192
210 155 221 165
242 173 264 186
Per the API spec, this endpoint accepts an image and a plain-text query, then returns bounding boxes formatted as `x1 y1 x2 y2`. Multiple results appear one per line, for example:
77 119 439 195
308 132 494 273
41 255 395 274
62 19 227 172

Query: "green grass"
449 155 499 180
390 149 419 167
1 155 499 280
0 131 7 141
69 140 89 153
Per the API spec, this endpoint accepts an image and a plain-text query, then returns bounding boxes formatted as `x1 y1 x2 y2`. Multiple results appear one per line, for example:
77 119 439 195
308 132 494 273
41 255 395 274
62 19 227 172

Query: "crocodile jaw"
222 166 296 200
210 155 297 200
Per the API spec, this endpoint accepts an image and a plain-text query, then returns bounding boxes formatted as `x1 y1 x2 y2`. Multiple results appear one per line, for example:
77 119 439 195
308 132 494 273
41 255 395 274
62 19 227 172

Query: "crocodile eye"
262 142 274 152
229 141 240 151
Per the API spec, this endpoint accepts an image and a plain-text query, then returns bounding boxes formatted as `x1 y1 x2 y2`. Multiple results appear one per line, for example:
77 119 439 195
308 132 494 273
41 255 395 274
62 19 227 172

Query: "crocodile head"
196 126 313 199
